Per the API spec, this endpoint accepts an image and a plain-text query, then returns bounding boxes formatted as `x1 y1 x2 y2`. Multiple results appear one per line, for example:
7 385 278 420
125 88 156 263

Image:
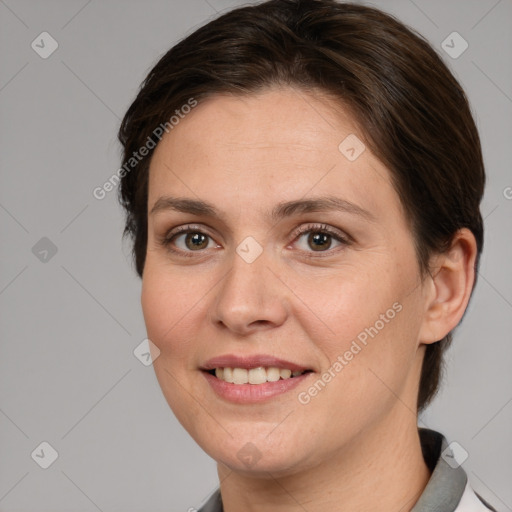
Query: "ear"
419 228 478 345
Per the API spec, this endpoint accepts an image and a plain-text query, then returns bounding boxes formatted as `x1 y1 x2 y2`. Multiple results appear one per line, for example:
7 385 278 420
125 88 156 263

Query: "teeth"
266 367 280 382
248 367 267 384
223 367 234 383
280 369 292 379
233 368 248 384
212 367 307 384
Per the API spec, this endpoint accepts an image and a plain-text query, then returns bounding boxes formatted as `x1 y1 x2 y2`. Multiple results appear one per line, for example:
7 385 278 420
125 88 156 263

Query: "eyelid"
163 223 212 240
159 222 351 257
159 224 220 257
287 222 351 258
290 223 351 245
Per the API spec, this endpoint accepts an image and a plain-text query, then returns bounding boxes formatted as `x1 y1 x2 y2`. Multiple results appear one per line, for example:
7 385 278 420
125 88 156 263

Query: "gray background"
0 0 511 511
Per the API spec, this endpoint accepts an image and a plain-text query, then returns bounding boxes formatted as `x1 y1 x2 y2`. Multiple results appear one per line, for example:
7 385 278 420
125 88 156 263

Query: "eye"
176 232 214 251
160 225 219 256
292 223 350 255
159 223 350 258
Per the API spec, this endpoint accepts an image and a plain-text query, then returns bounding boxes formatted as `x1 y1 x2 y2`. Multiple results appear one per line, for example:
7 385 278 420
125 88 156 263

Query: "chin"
198 431 317 477
218 452 306 478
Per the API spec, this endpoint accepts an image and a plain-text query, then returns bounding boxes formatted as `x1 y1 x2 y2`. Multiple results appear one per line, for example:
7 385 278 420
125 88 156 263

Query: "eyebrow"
149 195 376 223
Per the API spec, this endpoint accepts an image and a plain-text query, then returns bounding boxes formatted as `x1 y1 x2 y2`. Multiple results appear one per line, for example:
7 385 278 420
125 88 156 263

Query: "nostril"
251 320 271 327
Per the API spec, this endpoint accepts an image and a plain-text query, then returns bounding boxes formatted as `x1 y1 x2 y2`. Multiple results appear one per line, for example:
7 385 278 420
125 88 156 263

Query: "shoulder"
414 428 498 512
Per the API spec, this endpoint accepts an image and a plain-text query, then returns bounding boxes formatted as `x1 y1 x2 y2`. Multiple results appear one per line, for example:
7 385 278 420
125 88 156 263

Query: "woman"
118 1 495 510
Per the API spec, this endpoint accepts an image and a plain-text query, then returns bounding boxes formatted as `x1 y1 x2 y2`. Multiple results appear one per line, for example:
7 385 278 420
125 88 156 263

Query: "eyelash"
159 223 351 259
290 224 350 257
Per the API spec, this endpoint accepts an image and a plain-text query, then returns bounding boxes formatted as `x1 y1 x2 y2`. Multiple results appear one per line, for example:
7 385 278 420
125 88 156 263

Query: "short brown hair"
118 0 485 412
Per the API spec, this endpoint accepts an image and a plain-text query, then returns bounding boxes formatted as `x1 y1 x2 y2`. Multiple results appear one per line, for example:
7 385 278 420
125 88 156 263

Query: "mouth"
204 367 313 385
200 354 314 402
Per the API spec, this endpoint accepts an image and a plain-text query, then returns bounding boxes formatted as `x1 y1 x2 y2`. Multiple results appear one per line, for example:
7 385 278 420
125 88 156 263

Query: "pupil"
308 232 331 251
186 233 208 250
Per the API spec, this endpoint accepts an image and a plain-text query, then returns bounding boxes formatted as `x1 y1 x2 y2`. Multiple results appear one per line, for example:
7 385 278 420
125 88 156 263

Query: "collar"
411 428 467 511
197 428 483 512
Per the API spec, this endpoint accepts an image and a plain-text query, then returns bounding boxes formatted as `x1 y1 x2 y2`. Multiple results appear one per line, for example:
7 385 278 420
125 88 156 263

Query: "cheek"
140 265 210 429
285 263 403 353
288 263 421 409
141 264 205 359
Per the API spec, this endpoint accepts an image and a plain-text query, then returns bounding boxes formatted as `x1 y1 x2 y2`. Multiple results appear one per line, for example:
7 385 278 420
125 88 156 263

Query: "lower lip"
202 371 312 404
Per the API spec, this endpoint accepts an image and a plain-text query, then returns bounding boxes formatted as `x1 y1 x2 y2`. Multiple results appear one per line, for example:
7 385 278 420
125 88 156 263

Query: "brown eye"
307 232 332 251
184 232 209 250
162 227 219 255
293 224 350 256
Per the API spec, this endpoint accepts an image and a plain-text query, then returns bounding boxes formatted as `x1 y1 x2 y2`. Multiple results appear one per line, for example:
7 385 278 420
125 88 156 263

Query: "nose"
210 249 289 336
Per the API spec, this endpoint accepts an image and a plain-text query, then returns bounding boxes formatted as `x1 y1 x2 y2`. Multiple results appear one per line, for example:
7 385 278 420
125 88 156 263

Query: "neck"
217 406 431 512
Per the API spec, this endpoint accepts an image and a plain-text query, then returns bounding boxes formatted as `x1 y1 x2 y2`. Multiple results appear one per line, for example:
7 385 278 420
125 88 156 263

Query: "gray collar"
198 428 467 512
411 428 467 511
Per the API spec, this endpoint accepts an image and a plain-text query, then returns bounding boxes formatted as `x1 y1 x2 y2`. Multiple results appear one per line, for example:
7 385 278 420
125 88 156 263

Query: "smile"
209 367 311 385
200 354 315 403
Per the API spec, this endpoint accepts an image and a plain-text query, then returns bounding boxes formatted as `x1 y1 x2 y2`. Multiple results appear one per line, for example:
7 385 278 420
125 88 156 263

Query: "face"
142 87 429 476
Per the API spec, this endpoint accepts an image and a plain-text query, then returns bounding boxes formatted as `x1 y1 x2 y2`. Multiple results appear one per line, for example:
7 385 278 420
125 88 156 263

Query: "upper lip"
200 354 311 372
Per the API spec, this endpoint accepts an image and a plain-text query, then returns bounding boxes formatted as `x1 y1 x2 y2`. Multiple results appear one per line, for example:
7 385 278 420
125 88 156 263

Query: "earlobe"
419 228 478 345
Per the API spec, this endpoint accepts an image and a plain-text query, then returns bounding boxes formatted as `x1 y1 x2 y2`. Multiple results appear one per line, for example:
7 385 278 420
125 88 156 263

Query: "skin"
142 87 477 511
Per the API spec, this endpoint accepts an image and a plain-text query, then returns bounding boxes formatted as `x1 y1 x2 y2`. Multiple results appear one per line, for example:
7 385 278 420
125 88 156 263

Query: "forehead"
147 87 402 224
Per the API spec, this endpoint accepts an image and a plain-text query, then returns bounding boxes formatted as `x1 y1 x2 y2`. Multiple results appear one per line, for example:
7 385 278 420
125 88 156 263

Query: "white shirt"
455 481 495 511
